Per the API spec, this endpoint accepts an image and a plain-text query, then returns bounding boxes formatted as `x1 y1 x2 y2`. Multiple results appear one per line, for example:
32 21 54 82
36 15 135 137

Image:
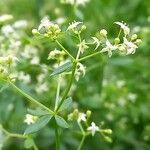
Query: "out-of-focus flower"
13 20 28 29
18 71 31 84
87 122 99 136
116 80 125 88
30 56 40 65
35 82 49 94
127 93 137 103
61 0 90 6
0 14 13 23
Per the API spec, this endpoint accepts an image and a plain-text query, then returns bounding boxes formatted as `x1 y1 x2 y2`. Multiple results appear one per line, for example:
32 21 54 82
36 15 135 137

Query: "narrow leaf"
55 115 69 128
24 115 52 134
58 97 72 112
27 108 49 116
50 61 72 77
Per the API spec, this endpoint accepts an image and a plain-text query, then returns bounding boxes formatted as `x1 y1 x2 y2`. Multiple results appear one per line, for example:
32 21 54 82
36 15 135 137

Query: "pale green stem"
55 121 60 150
55 40 75 61
78 51 101 62
54 74 61 111
8 81 54 114
77 135 86 150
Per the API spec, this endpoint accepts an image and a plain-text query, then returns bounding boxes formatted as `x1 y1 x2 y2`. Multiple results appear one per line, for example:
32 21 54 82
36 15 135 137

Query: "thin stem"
55 121 60 150
77 135 86 150
78 51 101 62
55 40 75 61
54 74 61 111
56 62 77 112
9 81 54 114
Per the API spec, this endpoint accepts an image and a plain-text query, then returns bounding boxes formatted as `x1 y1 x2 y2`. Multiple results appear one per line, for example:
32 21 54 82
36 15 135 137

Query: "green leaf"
55 115 69 128
50 61 72 77
58 97 72 112
24 115 52 134
27 108 49 116
24 138 34 149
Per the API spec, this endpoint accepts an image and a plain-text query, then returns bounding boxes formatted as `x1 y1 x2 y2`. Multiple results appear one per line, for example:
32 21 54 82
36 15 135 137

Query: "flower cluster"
24 114 38 125
68 109 112 140
32 16 61 40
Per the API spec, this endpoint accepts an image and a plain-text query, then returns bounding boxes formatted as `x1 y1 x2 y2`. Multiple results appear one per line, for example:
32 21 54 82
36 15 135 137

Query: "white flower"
24 114 35 125
30 56 40 65
35 82 49 93
61 0 90 6
18 71 31 84
128 93 137 102
116 80 125 88
0 14 13 23
38 16 51 31
101 40 117 57
123 37 138 55
77 40 89 53
92 37 100 50
87 122 99 136
13 20 28 29
1 25 14 36
115 21 130 35
78 113 87 122
67 21 82 31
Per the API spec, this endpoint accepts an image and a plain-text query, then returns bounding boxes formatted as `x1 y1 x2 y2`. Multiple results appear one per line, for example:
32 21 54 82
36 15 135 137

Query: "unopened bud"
131 34 138 40
114 38 120 44
100 29 107 37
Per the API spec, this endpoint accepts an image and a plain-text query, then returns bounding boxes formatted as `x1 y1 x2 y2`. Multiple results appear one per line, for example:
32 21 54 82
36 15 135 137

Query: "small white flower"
78 113 86 122
13 20 28 29
77 40 89 53
38 16 51 31
101 40 117 57
115 21 130 35
123 37 138 55
18 71 31 84
30 56 40 65
67 21 82 31
92 37 100 50
87 122 99 136
116 80 125 88
24 114 35 125
35 82 49 93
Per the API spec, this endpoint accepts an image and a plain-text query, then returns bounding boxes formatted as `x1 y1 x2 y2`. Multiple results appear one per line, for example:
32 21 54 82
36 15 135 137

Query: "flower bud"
32 29 40 35
81 25 86 31
114 38 120 44
100 29 107 37
131 34 138 41
135 39 142 45
86 110 91 118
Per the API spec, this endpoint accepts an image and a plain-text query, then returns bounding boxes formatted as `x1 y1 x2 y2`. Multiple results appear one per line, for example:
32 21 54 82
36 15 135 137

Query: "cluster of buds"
0 56 18 81
32 16 61 40
48 48 66 61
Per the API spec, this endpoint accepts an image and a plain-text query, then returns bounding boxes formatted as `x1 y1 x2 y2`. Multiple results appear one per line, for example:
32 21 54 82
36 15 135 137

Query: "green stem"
9 81 54 114
55 121 60 150
78 51 101 62
55 40 75 61
56 62 77 112
77 135 86 150
54 74 61 111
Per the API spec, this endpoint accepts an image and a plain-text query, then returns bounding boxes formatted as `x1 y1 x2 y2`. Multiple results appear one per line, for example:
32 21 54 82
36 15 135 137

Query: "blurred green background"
0 0 150 149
